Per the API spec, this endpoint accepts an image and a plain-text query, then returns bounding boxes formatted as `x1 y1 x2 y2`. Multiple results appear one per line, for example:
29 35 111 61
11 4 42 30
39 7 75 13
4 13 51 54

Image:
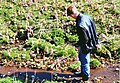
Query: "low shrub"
44 80 63 83
53 37 64 45
0 77 23 83
64 45 77 57
66 34 79 43
68 61 80 72
0 36 10 44
2 47 31 61
97 44 111 58
90 58 101 69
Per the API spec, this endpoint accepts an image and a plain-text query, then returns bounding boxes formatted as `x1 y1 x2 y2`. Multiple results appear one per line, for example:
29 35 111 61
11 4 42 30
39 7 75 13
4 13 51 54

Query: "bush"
25 37 37 47
2 47 31 61
0 36 10 44
44 81 63 83
51 28 65 38
97 44 111 58
0 77 23 83
65 45 77 57
90 58 101 69
66 34 79 43
56 50 68 57
53 37 65 45
68 61 80 71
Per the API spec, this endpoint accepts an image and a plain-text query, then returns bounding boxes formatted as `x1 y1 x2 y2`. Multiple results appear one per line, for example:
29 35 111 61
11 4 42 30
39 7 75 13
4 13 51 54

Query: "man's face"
70 13 77 19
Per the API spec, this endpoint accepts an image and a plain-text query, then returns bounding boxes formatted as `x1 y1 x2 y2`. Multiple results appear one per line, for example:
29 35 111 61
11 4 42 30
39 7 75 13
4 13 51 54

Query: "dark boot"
74 72 83 77
82 75 89 81
74 72 89 81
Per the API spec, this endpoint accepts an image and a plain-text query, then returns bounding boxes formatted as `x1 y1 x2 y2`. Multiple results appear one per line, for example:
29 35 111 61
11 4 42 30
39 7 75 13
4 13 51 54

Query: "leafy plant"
2 47 31 61
51 28 65 38
65 45 77 57
25 37 37 47
68 61 80 71
53 37 64 45
66 34 79 42
107 35 120 56
56 50 68 57
0 36 10 44
90 58 101 69
41 32 52 41
0 77 23 83
44 80 63 83
97 44 111 58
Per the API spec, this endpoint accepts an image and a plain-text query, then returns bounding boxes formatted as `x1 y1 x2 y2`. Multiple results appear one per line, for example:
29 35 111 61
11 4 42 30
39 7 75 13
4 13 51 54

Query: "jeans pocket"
82 48 91 54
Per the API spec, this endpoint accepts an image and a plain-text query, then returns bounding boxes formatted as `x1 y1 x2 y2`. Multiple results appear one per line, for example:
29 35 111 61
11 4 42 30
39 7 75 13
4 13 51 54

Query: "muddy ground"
0 62 119 83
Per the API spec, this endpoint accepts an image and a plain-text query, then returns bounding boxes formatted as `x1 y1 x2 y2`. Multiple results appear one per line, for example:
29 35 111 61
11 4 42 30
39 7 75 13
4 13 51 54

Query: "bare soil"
0 62 119 83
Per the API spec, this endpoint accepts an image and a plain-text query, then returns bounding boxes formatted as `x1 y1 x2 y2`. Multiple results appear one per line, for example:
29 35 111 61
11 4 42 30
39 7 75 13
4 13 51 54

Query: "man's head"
67 4 79 19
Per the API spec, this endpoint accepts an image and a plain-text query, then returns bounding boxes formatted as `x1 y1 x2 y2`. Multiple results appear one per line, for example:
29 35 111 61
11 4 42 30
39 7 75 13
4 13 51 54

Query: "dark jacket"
76 13 98 54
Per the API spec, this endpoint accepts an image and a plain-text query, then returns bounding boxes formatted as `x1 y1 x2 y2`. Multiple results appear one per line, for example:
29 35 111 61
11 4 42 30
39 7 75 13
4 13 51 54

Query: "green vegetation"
45 81 63 83
90 58 101 69
0 0 119 80
69 61 80 71
2 47 30 61
0 77 23 83
0 0 119 58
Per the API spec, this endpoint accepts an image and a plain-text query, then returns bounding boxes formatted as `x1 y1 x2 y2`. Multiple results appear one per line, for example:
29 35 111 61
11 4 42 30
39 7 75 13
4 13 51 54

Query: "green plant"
2 50 9 59
51 28 65 38
90 58 101 69
68 61 80 71
2 47 31 61
56 50 68 57
25 37 37 47
44 80 63 83
41 32 52 41
53 37 64 45
66 34 79 42
65 45 77 57
107 35 120 57
0 77 23 83
97 44 111 58
0 35 10 44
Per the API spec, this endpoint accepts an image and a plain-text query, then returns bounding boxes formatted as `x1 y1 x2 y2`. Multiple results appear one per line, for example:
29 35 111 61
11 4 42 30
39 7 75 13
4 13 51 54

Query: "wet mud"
0 63 119 83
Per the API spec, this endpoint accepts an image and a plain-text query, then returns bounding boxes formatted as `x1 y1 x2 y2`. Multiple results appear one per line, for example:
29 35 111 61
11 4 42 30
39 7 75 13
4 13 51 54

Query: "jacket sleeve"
89 20 99 47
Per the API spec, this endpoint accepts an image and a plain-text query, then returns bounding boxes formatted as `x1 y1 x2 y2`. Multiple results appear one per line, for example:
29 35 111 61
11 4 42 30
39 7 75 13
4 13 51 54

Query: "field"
0 0 120 83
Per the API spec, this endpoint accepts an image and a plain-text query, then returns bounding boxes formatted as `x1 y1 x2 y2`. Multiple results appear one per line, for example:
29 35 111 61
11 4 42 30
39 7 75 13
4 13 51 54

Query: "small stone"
63 81 67 83
3 74 6 77
104 76 107 78
115 68 119 71
69 75 71 78
101 64 105 68
98 76 104 80
31 75 35 78
1 46 5 49
8 72 11 75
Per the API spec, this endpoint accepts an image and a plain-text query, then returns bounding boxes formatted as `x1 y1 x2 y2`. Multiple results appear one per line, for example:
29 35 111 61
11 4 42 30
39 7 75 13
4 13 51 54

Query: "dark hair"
67 5 75 16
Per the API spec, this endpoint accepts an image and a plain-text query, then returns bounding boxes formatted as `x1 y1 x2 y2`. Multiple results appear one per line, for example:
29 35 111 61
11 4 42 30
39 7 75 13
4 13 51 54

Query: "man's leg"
78 48 90 81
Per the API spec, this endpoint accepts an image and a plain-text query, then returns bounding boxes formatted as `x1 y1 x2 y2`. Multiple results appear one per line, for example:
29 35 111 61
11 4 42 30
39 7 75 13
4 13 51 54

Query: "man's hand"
96 44 100 49
76 46 80 52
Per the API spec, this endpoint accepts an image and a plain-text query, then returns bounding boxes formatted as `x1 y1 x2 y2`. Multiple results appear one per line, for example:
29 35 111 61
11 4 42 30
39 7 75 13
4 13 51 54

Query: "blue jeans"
78 48 90 80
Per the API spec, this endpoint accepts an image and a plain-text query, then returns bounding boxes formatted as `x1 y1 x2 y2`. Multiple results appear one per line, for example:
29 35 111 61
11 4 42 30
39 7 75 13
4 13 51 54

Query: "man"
67 5 99 81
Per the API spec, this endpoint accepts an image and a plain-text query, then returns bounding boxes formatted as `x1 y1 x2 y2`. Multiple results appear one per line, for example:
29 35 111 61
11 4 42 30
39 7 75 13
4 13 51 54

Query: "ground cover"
0 0 119 83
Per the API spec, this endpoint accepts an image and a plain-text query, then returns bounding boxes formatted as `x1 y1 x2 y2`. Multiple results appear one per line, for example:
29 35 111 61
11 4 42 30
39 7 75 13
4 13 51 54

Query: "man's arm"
77 27 89 45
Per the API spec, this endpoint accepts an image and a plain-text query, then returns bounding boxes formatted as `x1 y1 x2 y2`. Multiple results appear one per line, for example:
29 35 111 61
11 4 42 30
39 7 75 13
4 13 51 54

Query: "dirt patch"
90 63 119 83
0 62 119 83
